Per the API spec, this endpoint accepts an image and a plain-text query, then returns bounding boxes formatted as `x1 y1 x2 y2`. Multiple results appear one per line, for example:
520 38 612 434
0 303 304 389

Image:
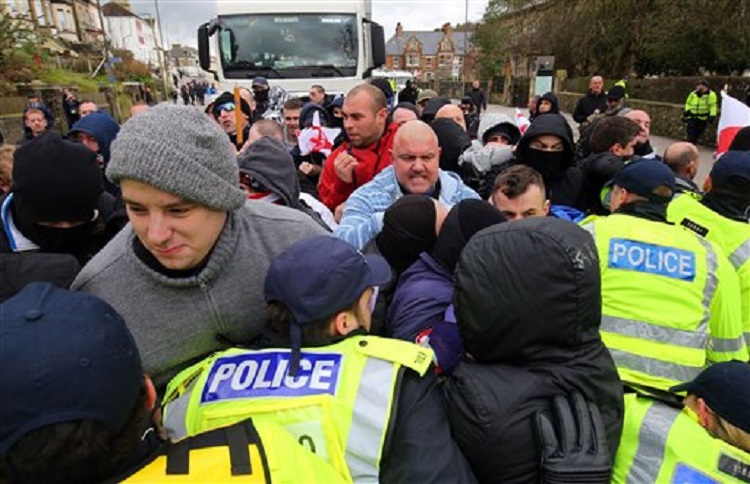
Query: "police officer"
0 283 343 483
162 235 477 483
683 80 718 144
613 361 750 483
668 150 750 347
581 158 747 395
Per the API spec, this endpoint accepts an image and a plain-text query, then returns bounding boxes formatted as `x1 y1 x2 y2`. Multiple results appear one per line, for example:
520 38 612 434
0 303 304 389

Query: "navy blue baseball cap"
252 76 269 87
0 283 143 455
671 361 750 433
710 150 750 193
610 158 676 203
264 236 391 373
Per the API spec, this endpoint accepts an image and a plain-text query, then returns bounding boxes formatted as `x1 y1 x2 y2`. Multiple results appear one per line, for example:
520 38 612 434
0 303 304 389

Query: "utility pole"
463 0 469 85
153 0 170 101
94 0 122 121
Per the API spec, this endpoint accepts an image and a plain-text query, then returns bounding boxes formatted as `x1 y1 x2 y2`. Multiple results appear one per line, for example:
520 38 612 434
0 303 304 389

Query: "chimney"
396 22 403 38
442 23 453 38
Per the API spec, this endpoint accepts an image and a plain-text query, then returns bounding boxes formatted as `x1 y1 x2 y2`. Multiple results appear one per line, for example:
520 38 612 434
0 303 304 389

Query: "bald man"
334 120 480 249
624 110 655 157
435 104 467 131
573 75 607 125
664 141 702 196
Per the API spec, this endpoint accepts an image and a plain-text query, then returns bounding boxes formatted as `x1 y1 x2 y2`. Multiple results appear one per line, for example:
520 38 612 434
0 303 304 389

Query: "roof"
101 2 138 18
168 44 198 58
386 31 470 56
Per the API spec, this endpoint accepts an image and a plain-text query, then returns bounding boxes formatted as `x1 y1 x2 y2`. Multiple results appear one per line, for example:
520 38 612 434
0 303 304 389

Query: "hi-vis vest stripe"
625 401 678 483
730 240 750 271
162 336 432 483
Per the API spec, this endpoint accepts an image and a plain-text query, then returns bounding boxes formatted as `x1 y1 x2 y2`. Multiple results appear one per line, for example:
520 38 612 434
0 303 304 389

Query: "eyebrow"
123 199 192 209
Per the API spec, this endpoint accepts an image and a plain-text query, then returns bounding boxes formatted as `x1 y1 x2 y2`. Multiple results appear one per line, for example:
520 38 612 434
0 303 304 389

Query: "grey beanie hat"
107 104 246 211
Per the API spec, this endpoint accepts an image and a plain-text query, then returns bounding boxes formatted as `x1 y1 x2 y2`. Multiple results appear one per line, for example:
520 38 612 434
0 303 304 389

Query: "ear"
703 174 713 193
377 107 388 123
332 311 353 337
543 199 551 216
696 397 712 428
144 374 157 411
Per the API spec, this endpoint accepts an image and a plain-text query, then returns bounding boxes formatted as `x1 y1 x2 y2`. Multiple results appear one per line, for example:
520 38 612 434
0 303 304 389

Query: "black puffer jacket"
514 114 588 210
441 218 624 484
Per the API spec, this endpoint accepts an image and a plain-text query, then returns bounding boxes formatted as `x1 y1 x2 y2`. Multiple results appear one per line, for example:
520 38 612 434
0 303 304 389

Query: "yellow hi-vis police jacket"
161 335 433 483
668 194 750 348
613 393 750 483
684 90 718 120
124 418 346 483
581 214 746 392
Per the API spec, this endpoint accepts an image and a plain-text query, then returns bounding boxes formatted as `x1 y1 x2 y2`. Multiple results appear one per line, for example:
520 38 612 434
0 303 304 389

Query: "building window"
438 54 451 67
392 55 400 67
425 57 433 68
406 53 420 67
56 8 66 30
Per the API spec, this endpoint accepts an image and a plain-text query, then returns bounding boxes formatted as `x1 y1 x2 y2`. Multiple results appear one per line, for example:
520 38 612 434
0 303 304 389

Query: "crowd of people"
1 73 750 483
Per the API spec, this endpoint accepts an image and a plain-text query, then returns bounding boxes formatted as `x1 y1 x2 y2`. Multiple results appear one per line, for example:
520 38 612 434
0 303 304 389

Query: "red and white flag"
717 91 750 155
515 108 531 135
297 111 341 157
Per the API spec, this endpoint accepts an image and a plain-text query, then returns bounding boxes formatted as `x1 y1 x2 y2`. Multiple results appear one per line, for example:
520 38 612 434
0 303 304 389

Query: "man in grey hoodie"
72 105 326 390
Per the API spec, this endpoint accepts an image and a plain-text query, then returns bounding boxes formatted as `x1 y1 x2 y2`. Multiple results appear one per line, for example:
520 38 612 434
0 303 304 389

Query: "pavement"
484 104 715 187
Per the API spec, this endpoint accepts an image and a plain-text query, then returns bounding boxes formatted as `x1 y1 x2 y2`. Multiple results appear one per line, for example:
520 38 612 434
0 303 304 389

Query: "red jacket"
318 122 398 210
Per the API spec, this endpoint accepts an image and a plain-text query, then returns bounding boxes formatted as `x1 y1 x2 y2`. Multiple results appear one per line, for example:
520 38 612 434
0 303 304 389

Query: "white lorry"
197 0 385 96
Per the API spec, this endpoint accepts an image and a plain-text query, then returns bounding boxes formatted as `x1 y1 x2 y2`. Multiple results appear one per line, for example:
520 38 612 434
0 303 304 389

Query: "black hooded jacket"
578 151 627 214
441 218 624 484
513 114 588 209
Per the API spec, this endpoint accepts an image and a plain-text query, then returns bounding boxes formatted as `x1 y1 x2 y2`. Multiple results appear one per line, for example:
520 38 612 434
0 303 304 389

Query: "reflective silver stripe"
708 335 747 353
729 239 750 271
608 348 701 384
626 402 680 484
581 222 595 238
696 237 719 331
602 315 707 350
346 357 398 483
163 391 192 442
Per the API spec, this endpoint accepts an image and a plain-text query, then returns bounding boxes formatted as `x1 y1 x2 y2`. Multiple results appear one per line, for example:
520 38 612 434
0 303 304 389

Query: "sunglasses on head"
239 171 269 192
213 102 236 116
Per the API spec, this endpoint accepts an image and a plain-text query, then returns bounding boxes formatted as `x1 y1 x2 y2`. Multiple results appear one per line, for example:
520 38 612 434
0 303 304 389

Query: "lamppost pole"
153 0 170 100
464 0 469 84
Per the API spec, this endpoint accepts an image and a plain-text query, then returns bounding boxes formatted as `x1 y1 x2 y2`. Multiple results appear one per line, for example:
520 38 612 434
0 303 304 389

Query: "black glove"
708 116 715 124
535 393 612 484
681 110 692 122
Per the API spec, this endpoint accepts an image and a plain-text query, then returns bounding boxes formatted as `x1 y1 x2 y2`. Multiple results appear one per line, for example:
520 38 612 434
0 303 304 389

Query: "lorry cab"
198 0 385 98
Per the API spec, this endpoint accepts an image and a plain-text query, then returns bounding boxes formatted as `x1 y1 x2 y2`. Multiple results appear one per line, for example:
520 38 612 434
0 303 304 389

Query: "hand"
334 204 346 223
333 152 358 184
299 162 322 176
535 393 612 484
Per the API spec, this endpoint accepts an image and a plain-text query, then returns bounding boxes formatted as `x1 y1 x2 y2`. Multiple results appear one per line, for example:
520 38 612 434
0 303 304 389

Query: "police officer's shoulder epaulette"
353 336 433 376
680 217 710 238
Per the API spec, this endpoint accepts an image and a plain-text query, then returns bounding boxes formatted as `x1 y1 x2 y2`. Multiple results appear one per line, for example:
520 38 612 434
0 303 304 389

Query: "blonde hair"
0 145 15 191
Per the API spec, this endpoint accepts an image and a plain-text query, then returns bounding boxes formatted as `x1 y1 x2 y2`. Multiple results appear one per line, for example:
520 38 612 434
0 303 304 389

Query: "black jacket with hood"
441 218 624 484
513 114 588 210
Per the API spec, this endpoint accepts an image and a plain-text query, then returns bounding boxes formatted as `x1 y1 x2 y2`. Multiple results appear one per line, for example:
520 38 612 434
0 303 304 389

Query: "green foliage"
110 48 153 82
482 0 750 77
40 69 106 93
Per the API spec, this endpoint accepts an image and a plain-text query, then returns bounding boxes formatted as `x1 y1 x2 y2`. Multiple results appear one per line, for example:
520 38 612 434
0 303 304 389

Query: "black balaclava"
431 199 506 273
375 195 439 274
431 117 471 173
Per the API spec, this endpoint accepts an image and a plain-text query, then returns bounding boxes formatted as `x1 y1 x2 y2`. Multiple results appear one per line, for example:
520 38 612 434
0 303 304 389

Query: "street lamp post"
463 0 469 86
152 0 171 101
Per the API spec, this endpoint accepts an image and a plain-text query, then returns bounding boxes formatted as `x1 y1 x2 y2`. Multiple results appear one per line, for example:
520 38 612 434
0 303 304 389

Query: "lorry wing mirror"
370 22 385 67
198 23 212 72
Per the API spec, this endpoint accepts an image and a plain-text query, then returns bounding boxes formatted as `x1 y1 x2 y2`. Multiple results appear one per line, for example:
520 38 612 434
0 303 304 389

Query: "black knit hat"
12 131 103 223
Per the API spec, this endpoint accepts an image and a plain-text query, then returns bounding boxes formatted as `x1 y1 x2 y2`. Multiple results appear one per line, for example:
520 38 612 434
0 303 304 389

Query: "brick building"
385 22 475 83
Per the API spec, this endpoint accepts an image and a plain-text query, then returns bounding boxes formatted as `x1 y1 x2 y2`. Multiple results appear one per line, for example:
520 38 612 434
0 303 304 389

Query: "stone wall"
556 92 718 146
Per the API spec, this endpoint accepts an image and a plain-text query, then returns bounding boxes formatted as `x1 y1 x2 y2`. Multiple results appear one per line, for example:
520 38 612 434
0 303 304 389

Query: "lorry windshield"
218 14 358 79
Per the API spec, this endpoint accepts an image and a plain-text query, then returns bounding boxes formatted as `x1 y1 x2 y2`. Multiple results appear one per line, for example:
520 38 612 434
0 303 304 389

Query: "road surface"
484 104 714 187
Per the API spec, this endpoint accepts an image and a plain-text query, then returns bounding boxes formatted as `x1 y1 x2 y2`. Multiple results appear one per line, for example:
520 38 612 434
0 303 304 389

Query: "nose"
146 213 172 246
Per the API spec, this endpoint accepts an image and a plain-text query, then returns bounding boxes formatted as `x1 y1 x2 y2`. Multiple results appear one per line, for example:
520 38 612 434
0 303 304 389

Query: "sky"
126 0 490 49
